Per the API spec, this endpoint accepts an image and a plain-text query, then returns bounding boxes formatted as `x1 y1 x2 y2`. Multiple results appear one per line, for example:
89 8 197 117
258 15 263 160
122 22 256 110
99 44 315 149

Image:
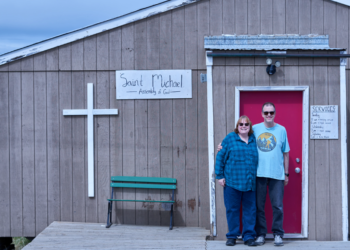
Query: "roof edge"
330 0 350 7
0 0 200 66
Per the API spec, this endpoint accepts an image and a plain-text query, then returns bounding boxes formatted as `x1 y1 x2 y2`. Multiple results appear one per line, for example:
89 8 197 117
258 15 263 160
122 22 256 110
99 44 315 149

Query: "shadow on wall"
270 68 285 85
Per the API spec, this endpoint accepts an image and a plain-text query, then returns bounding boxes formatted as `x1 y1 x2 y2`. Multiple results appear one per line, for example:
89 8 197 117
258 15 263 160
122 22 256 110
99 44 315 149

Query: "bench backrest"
110 176 176 190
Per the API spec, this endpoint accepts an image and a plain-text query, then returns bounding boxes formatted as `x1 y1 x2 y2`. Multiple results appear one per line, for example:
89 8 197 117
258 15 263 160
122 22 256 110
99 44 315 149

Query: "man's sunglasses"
239 123 250 127
263 111 275 115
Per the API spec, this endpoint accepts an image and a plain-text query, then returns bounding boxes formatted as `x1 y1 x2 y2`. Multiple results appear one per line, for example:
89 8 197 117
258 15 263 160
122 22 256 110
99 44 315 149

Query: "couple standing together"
215 102 290 247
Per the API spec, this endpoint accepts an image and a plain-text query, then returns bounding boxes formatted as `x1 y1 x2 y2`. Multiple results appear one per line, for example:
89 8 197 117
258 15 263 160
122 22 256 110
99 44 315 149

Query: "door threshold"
236 234 306 240
266 234 306 239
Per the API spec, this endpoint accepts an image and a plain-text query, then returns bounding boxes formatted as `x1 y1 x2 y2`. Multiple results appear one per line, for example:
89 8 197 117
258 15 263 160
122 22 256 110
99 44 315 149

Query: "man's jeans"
224 185 256 241
255 177 284 237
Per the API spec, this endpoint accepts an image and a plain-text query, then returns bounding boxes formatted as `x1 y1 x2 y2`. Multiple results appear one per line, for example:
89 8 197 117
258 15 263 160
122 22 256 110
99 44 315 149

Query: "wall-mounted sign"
116 70 192 99
310 105 338 139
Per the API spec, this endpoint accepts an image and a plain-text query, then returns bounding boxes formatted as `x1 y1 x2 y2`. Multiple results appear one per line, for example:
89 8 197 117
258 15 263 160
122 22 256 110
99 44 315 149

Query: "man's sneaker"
274 235 284 246
255 236 265 246
226 238 236 246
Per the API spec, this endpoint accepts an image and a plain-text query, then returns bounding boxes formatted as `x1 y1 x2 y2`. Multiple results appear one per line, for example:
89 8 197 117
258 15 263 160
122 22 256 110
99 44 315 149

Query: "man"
253 102 289 247
217 102 290 247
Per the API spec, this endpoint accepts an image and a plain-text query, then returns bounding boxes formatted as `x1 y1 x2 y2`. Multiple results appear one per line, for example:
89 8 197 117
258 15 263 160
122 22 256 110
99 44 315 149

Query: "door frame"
235 86 309 238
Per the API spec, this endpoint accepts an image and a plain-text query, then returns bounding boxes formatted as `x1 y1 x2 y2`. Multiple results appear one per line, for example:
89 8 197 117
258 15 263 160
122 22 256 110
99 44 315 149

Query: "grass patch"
12 237 31 250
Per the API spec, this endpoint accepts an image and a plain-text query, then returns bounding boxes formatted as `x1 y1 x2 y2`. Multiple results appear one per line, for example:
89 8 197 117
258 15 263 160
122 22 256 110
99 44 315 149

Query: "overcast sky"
0 0 165 55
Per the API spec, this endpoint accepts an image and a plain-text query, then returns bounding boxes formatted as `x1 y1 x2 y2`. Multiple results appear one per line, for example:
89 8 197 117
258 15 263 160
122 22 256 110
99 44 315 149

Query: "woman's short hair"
234 115 254 136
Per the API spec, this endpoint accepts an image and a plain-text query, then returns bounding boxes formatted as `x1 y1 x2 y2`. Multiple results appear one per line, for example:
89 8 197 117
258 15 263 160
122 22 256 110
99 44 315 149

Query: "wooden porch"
23 222 350 249
23 222 209 249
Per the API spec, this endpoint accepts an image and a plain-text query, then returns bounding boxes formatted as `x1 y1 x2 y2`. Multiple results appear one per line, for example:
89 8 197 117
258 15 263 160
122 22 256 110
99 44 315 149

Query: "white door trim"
206 51 217 237
235 86 309 238
340 54 348 242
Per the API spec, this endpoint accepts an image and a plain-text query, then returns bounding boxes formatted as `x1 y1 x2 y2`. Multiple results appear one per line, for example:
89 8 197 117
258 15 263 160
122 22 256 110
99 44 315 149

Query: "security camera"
266 60 281 75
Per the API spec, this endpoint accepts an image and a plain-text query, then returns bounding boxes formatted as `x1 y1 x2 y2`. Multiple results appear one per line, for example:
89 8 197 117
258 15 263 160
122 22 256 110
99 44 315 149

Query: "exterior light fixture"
266 59 281 75
266 64 276 75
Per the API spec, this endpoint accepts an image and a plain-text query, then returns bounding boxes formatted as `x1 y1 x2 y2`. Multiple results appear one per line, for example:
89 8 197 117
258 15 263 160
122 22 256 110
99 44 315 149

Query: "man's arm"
215 145 226 178
284 152 289 186
215 142 227 187
218 178 226 187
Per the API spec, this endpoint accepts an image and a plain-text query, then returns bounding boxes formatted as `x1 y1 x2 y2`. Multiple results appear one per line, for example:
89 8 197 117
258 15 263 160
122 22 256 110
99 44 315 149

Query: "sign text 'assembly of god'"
116 70 192 99
310 105 338 139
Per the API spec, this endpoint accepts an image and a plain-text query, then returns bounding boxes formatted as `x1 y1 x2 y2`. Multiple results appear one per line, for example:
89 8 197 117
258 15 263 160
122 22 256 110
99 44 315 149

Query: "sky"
0 0 165 55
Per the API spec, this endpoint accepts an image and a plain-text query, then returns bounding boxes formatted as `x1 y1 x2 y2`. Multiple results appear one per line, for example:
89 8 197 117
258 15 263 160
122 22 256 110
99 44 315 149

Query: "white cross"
63 83 118 197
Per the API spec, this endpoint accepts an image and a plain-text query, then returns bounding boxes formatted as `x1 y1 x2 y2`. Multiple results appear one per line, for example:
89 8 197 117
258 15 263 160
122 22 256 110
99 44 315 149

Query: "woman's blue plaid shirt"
215 132 258 192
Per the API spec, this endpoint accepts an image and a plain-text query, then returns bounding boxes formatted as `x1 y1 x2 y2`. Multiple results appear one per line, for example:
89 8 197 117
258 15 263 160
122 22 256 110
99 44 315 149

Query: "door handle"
295 167 300 174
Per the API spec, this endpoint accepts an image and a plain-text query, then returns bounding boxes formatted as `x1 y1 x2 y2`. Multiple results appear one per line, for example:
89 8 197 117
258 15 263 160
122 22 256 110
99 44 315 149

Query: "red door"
240 91 303 234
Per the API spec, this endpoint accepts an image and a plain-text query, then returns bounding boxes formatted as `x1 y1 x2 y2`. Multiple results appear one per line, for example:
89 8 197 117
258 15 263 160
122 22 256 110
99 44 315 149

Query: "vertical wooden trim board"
340 54 348 242
206 51 216 236
234 86 309 239
87 85 94 197
302 87 310 238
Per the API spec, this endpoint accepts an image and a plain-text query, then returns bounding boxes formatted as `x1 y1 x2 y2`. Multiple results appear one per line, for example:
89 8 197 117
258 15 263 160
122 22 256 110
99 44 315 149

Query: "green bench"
106 176 177 229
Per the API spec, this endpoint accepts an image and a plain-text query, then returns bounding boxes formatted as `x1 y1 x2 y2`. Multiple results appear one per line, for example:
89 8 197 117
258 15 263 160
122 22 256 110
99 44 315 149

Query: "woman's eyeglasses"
239 123 250 127
263 111 275 115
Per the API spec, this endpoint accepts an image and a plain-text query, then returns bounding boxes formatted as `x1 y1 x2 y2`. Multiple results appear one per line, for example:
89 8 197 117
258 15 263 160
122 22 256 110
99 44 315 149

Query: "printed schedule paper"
310 105 338 139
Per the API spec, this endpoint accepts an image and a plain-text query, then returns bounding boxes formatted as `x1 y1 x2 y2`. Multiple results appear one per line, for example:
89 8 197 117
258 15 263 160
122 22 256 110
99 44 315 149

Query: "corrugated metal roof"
204 34 344 51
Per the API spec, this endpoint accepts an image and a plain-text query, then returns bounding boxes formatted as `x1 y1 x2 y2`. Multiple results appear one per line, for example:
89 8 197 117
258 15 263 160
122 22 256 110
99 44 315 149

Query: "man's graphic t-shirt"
257 132 277 152
253 123 290 180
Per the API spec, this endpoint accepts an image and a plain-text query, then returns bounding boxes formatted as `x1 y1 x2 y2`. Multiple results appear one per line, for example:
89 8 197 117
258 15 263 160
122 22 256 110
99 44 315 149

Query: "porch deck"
23 221 209 249
23 222 350 250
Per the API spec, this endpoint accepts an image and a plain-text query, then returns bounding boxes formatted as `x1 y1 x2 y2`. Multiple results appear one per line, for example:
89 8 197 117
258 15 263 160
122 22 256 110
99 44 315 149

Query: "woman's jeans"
255 177 284 237
224 185 256 241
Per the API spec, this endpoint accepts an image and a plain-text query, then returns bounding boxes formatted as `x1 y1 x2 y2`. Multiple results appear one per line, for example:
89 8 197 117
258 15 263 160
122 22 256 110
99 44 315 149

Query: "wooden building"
0 0 349 242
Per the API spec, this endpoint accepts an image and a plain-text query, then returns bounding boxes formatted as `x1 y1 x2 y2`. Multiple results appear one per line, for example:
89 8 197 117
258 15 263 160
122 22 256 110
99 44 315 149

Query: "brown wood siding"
0 72 10 236
22 71 35 237
2 68 209 235
213 55 343 240
0 0 349 240
9 72 22 236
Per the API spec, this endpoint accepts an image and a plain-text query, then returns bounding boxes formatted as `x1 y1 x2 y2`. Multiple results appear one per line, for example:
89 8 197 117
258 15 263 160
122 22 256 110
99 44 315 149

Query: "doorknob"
295 167 300 174
296 158 300 163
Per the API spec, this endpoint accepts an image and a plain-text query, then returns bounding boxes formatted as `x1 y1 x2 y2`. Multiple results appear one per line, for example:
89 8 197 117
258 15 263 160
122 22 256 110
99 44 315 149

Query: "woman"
215 115 258 247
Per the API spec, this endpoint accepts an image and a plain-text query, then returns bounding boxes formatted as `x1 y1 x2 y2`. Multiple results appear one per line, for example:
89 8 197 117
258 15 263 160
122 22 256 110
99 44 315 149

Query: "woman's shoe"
226 238 236 246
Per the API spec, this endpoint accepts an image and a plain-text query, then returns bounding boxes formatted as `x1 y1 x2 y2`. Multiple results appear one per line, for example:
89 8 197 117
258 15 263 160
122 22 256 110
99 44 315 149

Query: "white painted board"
116 70 192 99
310 105 338 139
